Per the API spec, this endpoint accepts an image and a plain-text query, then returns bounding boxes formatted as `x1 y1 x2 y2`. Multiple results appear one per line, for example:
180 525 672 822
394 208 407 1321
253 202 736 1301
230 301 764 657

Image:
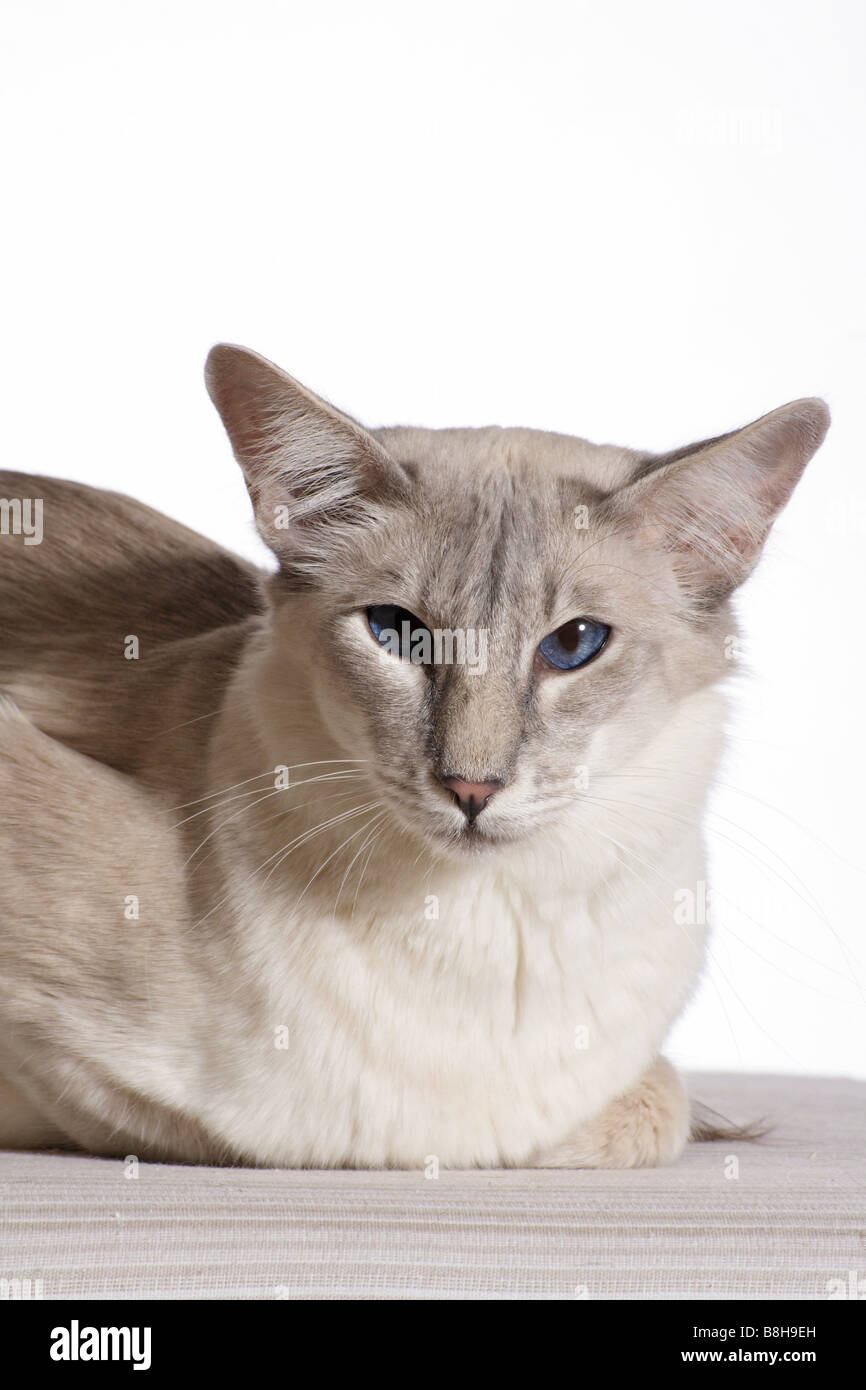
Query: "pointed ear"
205 343 410 573
609 397 830 605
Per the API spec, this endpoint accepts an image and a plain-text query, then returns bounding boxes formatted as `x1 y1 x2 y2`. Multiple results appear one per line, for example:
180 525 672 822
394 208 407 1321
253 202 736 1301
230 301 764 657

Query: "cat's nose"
439 775 504 823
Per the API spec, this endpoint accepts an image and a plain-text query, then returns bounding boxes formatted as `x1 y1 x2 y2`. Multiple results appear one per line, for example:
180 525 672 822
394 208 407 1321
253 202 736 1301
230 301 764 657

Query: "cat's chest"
196 870 704 1166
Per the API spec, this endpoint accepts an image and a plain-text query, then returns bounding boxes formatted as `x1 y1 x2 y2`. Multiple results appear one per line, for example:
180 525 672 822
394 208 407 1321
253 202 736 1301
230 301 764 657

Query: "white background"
2 0 864 1077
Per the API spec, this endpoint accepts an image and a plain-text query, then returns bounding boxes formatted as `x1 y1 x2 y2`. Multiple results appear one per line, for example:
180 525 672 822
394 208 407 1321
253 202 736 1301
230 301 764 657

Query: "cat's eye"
538 618 610 672
367 604 431 661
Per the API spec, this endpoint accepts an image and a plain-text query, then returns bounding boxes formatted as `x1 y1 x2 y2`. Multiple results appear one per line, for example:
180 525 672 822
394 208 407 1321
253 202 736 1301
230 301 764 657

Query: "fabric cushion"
0 1073 862 1300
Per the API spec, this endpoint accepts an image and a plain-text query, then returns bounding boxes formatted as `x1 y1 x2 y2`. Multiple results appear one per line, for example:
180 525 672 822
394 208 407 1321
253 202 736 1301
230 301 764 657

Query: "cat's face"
207 345 829 859
269 432 713 855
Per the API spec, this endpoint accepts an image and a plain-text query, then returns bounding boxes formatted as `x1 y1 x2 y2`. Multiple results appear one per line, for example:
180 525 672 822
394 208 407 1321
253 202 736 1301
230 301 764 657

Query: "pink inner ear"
725 522 768 563
622 398 830 604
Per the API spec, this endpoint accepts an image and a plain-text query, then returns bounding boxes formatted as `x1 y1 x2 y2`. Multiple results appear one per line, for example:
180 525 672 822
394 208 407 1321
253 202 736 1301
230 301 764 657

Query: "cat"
0 344 829 1167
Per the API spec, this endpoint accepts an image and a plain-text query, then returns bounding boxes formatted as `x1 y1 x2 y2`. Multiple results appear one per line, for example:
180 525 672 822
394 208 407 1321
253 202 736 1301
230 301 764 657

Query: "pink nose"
440 776 503 823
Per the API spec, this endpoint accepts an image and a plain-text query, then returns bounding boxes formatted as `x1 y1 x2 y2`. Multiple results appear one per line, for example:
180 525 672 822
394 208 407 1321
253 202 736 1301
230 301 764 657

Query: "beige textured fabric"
0 1074 862 1300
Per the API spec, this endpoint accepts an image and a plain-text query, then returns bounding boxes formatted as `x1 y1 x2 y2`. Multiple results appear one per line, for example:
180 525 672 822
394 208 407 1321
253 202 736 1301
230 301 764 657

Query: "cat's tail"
689 1099 771 1144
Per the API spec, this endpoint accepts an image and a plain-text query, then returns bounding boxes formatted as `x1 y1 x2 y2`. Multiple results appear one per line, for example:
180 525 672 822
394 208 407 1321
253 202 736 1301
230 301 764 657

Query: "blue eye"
538 618 610 671
367 604 430 660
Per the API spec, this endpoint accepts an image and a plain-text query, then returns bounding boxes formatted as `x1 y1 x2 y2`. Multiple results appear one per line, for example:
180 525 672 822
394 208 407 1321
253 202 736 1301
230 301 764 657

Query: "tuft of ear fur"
205 344 411 580
610 398 830 606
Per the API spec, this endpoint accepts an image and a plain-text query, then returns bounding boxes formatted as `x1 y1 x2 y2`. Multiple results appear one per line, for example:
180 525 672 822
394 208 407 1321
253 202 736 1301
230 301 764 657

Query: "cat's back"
0 470 266 778
0 470 264 646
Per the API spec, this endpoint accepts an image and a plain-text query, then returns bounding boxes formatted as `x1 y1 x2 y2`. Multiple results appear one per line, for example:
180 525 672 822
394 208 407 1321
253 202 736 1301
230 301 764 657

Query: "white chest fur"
190 830 707 1167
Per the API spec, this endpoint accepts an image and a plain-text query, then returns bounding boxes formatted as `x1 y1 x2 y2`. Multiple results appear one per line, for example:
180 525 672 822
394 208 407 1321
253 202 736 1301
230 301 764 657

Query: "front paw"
533 1056 690 1169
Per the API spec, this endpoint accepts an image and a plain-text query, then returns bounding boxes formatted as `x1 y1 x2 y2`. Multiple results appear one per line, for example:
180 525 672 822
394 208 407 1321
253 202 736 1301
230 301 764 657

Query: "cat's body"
0 349 829 1166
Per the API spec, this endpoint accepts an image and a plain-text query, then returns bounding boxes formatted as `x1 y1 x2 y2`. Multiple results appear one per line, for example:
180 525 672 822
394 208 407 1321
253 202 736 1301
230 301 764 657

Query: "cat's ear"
205 343 410 570
610 398 830 605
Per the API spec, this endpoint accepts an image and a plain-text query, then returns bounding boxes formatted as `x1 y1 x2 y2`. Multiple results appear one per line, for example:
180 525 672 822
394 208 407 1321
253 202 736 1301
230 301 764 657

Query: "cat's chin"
423 818 535 859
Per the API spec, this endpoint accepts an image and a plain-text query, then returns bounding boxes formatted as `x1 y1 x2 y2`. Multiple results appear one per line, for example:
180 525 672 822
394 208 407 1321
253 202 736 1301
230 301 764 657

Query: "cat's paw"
533 1056 689 1169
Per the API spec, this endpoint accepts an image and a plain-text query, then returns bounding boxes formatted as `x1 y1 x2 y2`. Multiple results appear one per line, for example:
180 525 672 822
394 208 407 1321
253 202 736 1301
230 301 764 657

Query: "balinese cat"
0 345 828 1167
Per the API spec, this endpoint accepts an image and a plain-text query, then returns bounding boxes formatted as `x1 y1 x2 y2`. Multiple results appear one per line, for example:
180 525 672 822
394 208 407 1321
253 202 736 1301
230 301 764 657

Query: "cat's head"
206 344 829 858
